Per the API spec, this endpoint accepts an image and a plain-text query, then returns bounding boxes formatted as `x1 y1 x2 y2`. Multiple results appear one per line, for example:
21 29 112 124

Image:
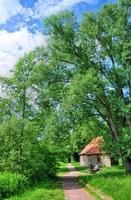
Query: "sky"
0 0 117 77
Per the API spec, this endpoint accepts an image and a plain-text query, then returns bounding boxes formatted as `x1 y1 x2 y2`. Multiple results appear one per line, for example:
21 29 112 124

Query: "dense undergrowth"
5 179 65 200
0 172 28 199
1 163 68 200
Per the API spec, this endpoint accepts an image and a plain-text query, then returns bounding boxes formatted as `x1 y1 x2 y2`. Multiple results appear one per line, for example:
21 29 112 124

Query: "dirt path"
61 164 95 200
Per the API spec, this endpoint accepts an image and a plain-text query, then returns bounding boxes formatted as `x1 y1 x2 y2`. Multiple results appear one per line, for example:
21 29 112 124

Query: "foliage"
5 179 65 200
0 51 57 182
71 118 108 153
0 172 28 198
0 0 130 179
27 141 57 182
0 118 57 182
43 0 131 165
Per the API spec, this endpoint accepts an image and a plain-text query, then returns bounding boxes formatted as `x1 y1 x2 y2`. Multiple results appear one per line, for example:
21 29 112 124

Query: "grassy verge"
5 178 65 200
5 163 69 200
76 164 131 200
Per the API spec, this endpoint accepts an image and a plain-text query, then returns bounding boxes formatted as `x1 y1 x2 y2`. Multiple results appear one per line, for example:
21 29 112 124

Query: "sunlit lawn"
76 164 131 200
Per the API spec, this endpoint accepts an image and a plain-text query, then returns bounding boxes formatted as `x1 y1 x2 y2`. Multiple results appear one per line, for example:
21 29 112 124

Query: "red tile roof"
79 136 103 155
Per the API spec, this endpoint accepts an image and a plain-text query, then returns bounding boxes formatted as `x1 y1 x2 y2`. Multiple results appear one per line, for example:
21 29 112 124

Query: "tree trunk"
108 117 120 142
124 158 131 174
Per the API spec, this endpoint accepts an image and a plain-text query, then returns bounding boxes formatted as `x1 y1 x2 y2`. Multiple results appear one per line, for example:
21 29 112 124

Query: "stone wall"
100 154 111 167
80 155 98 167
80 155 88 166
88 155 98 166
80 154 111 167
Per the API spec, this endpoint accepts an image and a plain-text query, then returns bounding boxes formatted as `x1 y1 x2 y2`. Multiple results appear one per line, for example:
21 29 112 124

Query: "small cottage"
79 136 111 168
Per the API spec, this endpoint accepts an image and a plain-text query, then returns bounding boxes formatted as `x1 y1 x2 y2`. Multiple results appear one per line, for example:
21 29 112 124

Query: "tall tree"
0 51 57 179
45 0 131 171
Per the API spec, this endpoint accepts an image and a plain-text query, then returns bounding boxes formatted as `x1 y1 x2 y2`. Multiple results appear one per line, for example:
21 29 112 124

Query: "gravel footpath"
62 164 95 200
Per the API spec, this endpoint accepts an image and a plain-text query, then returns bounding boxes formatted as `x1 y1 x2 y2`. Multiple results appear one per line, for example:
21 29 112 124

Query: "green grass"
0 172 28 198
4 163 68 200
72 161 89 174
57 162 69 176
5 178 65 200
76 164 131 200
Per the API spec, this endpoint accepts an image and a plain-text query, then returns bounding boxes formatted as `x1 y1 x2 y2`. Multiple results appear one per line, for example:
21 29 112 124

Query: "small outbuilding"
79 136 111 168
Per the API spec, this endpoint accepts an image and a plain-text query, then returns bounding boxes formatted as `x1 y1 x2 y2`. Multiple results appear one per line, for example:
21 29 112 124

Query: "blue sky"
0 0 117 76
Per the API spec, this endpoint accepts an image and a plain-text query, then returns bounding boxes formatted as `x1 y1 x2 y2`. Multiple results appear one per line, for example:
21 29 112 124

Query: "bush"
0 120 57 184
26 144 57 183
0 172 28 198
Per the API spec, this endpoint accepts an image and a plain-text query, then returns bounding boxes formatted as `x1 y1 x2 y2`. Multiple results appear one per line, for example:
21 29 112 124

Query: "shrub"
0 120 57 184
0 172 28 198
26 144 57 183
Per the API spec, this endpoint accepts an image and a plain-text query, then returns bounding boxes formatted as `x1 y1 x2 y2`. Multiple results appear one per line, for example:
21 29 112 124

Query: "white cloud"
0 0 98 77
0 0 99 25
0 28 48 77
33 0 98 19
0 0 23 24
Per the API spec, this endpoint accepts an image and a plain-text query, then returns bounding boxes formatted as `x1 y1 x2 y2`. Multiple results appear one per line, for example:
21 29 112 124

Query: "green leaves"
0 0 130 175
43 0 131 162
0 172 28 198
